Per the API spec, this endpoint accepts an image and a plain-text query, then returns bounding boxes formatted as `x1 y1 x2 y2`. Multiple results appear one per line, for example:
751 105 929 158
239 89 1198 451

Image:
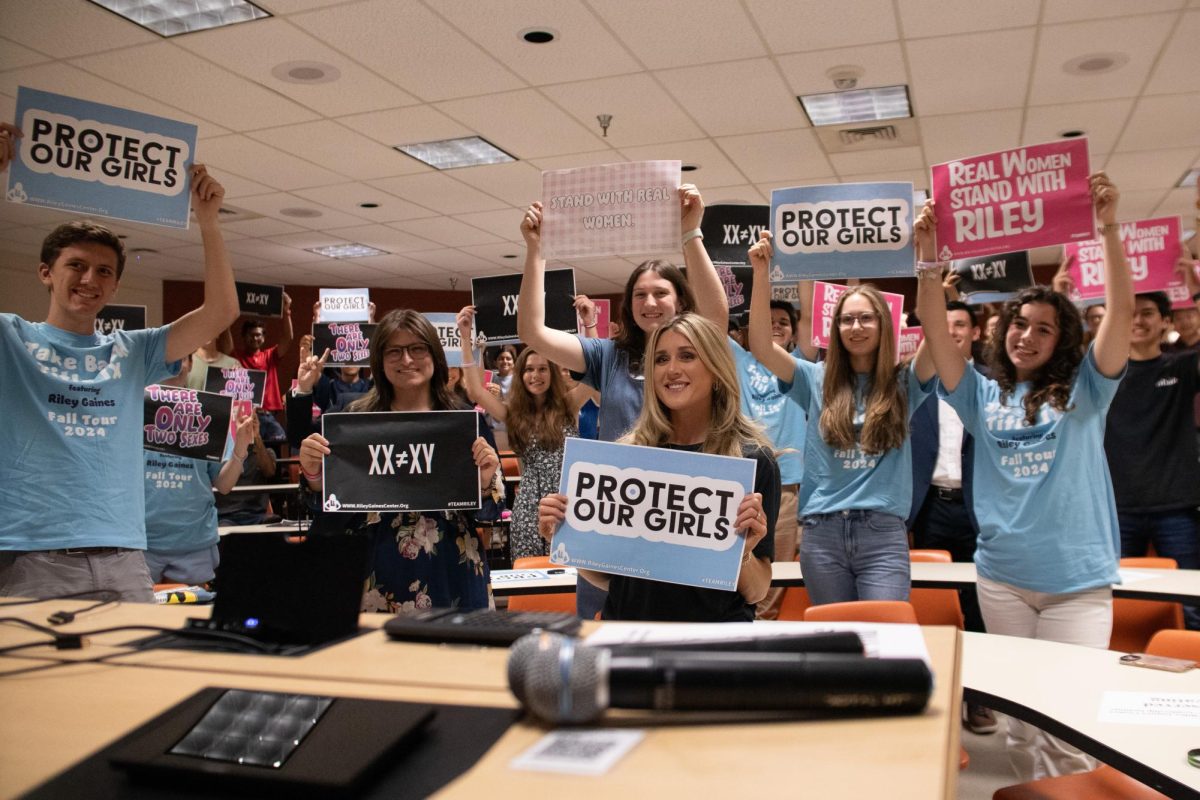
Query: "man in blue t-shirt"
0 137 239 602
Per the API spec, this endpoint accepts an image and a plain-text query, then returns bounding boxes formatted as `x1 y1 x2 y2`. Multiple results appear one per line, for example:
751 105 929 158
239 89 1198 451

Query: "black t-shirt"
602 442 781 623
1104 351 1200 511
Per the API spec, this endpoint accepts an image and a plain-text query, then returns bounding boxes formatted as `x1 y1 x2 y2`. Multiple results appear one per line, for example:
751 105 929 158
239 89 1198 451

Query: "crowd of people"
2 110 1198 783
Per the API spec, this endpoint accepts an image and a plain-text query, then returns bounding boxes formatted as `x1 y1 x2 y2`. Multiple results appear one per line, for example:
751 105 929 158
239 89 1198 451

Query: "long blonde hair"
820 286 908 454
622 313 769 457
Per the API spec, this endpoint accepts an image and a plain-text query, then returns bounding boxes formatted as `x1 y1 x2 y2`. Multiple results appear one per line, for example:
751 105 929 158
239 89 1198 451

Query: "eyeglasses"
382 343 431 362
836 312 880 329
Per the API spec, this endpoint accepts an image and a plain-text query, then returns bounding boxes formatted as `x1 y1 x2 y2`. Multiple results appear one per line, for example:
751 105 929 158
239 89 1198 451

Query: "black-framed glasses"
382 343 431 362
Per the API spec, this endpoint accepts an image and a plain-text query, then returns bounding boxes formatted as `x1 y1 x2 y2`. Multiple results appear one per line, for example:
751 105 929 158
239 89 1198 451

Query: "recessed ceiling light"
280 207 323 218
394 136 516 170
271 61 341 84
358 202 380 209
1059 129 1085 138
87 0 270 37
681 164 699 172
798 85 912 127
520 28 557 44
1177 168 1199 188
307 244 389 259
1063 52 1129 76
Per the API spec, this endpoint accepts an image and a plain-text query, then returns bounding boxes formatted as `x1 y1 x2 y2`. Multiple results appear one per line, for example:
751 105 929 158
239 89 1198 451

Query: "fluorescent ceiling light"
88 0 270 37
394 137 516 170
1177 168 1199 188
307 244 388 259
799 85 912 127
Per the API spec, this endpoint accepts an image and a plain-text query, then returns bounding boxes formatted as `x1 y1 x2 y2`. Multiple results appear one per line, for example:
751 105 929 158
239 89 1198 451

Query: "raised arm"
1089 173 1133 378
0 122 22 173
746 232 797 382
515 202 587 372
457 306 507 421
214 412 255 493
792 279 818 362
276 292 294 357
914 201 965 390
679 184 729 326
165 166 239 362
575 295 598 339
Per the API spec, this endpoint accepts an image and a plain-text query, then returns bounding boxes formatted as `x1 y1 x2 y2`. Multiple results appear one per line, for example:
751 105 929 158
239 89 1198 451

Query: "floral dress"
510 425 577 562
357 510 493 613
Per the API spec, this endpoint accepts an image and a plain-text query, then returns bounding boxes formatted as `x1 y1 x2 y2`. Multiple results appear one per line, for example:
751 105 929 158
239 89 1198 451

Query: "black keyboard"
383 608 581 646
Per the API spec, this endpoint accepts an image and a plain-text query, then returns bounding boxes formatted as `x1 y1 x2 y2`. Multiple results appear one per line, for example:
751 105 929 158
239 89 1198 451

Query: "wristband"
915 261 945 279
460 360 477 368
300 465 322 481
583 322 598 329
1098 223 1119 235
291 386 312 398
681 228 703 245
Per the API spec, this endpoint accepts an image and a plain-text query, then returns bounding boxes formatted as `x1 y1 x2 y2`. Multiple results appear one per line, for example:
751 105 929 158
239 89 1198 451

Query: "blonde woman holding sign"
913 175 1130 780
538 313 779 622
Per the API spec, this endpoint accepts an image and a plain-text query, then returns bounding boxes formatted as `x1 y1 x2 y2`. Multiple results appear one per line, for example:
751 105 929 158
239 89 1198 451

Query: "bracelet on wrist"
460 360 477 368
915 260 945 279
232 451 248 461
300 465 322 481
1098 223 1119 235
583 322 598 329
681 228 703 246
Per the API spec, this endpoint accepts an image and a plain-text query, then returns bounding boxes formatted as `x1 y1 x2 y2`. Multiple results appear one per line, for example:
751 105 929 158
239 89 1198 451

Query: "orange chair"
776 586 812 621
991 629 1192 800
1109 557 1184 654
909 549 965 628
803 600 918 624
505 556 576 614
1145 629 1200 662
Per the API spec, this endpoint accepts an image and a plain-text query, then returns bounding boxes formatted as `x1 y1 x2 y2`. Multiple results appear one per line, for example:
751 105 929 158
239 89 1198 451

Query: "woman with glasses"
516 184 729 617
297 310 504 612
538 313 779 622
456 307 582 562
913 176 1130 780
747 234 934 606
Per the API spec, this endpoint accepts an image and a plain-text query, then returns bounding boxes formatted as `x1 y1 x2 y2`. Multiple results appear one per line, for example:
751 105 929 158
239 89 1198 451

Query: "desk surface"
962 631 1200 799
0 601 961 800
491 562 1200 603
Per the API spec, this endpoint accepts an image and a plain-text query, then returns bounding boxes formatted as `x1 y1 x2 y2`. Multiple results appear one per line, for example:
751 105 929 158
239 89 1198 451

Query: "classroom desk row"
491 561 1200 604
0 601 962 800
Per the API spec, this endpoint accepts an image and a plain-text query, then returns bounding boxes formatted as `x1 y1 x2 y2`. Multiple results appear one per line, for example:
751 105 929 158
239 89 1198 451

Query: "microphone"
604 631 864 656
507 632 933 725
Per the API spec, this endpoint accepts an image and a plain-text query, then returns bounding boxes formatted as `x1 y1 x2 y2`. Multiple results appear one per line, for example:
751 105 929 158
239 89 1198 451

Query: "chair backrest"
505 556 577 614
776 587 811 621
804 600 919 624
1110 556 1184 653
1147 629 1200 662
908 550 964 628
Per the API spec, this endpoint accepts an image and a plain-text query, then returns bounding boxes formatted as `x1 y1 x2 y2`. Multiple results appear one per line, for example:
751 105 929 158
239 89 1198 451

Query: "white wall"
0 250 163 326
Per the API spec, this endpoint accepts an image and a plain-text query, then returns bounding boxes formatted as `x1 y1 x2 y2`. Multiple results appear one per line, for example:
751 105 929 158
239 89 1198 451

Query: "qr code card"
510 729 645 776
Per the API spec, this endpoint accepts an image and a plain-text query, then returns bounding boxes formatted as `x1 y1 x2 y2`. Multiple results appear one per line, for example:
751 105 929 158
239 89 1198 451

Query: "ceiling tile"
895 0 1039 37
0 38 52 71
2 0 158 58
907 29 1035 116
174 17 417 117
322 223 442 254
290 0 526 100
367 172 512 215
1154 187 1199 220
1116 93 1200 152
920 109 1024 166
657 58 808 138
542 73 702 147
617 139 748 188
1041 0 1186 24
292 183 436 223
428 0 641 85
247 121 416 181
233 192 369 229
1023 99 1135 156
1103 148 1199 192
828 146 925 177
527 150 626 171
404 248 499 272
747 0 899 54
389 216 503 248
71 42 318 131
589 0 764 69
1028 14 1177 105
451 209 525 242
221 216 307 237
777 42 908 100
337 105 471 153
456 242 527 265
447 161 544 207
435 89 605 159
715 129 833 183
1145 11 1200 95
196 135 347 190
700 185 768 205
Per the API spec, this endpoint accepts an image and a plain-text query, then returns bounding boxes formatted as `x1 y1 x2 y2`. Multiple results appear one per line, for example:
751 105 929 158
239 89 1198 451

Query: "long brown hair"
990 286 1082 425
506 349 575 455
820 286 908 454
612 260 699 364
623 313 769 457
348 310 465 412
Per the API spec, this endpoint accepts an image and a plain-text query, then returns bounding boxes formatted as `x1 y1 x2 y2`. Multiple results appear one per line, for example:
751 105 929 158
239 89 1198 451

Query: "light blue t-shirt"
0 315 178 550
941 350 1123 594
577 337 645 443
782 359 930 518
730 340 806 486
144 453 222 554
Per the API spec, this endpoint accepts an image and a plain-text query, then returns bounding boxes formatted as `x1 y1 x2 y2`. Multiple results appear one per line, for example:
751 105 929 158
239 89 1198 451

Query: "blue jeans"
800 510 911 605
1118 509 1200 630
